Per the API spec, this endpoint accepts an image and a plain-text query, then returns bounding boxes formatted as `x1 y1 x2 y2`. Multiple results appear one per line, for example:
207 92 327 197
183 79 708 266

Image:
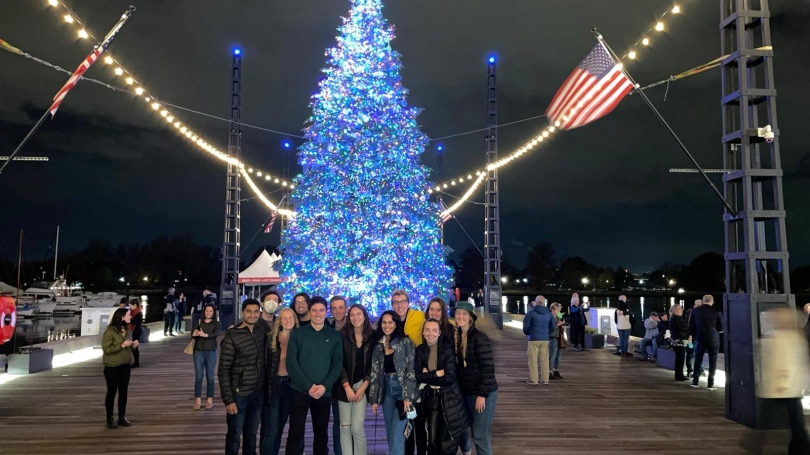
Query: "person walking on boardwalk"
369 310 417 455
548 302 565 379
127 298 143 368
192 303 220 410
758 307 810 455
285 296 343 455
219 299 266 455
102 308 137 429
668 304 690 381
689 295 724 390
454 302 498 455
523 296 555 385
262 307 301 455
163 287 178 336
685 299 704 378
415 319 470 455
568 293 588 351
333 304 374 455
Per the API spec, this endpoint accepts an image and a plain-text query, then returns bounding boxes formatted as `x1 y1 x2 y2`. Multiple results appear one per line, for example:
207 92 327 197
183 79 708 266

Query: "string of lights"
41 0 293 207
437 2 696 217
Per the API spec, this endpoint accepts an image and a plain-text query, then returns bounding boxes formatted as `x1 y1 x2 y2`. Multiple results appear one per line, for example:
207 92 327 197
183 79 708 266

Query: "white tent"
0 281 21 296
239 250 282 285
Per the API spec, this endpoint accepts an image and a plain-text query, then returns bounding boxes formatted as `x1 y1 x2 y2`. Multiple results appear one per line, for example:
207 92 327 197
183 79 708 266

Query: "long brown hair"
425 297 454 341
341 304 373 343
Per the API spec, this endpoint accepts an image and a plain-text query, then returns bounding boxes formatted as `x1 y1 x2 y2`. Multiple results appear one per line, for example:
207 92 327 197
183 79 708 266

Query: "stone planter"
656 348 676 370
9 348 53 374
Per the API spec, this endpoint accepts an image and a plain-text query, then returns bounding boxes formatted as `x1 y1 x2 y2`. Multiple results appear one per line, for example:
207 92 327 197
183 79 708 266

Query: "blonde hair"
549 302 562 313
270 307 299 352
391 289 409 303
669 304 681 318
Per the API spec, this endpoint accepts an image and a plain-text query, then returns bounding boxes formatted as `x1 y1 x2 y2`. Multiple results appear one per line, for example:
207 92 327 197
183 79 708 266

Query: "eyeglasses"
392 300 408 305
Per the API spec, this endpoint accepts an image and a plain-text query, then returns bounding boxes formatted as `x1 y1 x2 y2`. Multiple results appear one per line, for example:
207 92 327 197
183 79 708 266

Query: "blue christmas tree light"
280 0 452 315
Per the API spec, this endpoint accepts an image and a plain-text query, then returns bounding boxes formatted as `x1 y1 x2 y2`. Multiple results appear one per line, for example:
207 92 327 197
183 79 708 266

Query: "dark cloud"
1 0 808 274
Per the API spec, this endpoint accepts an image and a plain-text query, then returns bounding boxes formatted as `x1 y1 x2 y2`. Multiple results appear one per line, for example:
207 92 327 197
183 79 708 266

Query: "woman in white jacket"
758 308 810 455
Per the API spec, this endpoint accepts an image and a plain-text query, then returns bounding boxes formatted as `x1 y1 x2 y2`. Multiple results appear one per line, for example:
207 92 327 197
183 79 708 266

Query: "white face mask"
264 301 279 314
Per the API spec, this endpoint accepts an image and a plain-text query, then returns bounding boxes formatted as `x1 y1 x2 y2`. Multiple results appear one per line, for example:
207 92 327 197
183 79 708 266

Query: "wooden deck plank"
0 324 800 454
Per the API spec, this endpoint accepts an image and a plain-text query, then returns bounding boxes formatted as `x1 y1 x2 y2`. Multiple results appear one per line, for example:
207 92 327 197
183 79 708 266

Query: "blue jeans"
458 391 497 455
639 337 657 358
174 310 184 332
261 376 299 455
226 389 264 455
691 341 719 387
618 329 630 354
382 375 407 455
332 397 342 455
549 338 561 371
193 349 217 398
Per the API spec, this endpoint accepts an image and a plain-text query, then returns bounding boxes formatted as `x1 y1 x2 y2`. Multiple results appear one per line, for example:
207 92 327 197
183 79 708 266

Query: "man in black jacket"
688 295 724 390
684 299 703 378
219 299 267 455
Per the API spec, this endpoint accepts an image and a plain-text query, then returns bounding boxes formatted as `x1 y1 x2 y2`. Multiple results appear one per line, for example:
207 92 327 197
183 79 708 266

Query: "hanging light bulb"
135 87 144 95
672 5 680 14
655 22 664 31
64 14 74 23
104 56 113 64
114 67 124 76
642 37 650 46
77 29 89 39
628 51 637 59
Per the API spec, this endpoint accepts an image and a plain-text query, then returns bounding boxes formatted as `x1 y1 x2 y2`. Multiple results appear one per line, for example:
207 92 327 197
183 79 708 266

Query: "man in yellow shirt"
391 289 425 347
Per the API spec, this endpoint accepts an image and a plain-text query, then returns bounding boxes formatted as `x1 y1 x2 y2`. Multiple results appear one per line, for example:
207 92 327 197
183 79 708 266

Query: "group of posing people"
215 289 499 455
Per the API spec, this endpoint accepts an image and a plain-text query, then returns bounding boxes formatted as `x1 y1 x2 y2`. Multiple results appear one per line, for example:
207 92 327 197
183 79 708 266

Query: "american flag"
264 211 277 234
440 201 452 224
545 43 634 130
48 49 103 118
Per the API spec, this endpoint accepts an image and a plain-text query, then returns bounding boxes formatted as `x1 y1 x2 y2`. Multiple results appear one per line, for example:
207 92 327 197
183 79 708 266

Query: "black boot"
106 417 117 429
118 416 132 427
553 371 563 379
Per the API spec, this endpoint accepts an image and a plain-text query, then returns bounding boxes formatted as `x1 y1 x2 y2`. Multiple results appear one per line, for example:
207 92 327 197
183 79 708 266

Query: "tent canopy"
0 281 21 295
239 250 282 285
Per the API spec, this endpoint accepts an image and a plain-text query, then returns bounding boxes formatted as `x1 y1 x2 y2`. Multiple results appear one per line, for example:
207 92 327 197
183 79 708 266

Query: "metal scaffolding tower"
720 0 792 428
483 56 503 329
219 51 243 329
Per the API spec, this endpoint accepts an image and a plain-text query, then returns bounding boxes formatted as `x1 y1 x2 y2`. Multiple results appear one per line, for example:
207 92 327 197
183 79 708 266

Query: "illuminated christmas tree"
280 0 452 314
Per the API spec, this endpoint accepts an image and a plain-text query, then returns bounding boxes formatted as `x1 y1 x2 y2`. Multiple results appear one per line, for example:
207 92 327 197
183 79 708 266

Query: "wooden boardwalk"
0 322 800 454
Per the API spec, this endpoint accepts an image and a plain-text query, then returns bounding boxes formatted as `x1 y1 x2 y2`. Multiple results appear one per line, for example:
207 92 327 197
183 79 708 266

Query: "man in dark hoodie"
523 296 556 385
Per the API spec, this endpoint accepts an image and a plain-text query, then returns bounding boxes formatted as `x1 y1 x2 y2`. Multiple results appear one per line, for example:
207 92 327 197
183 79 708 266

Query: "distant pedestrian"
685 299 704 378
127 298 143 368
668 304 690 381
614 295 634 357
102 308 137 429
219 299 266 455
758 307 810 455
689 295 723 390
523 296 555 385
638 312 659 362
548 302 565 379
455 287 461 304
164 287 177 337
192 288 215 328
568 293 588 351
174 292 187 334
192 304 220 410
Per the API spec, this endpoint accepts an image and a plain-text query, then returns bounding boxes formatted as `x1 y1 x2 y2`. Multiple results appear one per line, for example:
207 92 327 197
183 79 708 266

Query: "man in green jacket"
285 295 343 455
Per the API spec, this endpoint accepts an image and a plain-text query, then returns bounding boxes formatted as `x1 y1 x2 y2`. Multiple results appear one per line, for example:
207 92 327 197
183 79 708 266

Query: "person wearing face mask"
262 307 301 455
102 308 138 429
369 310 417 455
257 290 281 334
415 319 470 455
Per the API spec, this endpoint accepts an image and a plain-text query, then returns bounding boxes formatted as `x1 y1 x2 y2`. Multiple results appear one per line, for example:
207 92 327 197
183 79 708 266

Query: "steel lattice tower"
483 57 503 329
720 0 792 428
219 51 243 329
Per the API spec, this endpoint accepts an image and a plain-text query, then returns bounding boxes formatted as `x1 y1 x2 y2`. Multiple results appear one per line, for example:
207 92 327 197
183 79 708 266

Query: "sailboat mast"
53 226 60 280
16 230 22 302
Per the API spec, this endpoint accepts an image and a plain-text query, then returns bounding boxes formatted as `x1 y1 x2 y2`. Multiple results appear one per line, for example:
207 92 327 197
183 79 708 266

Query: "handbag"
558 326 568 349
183 321 202 355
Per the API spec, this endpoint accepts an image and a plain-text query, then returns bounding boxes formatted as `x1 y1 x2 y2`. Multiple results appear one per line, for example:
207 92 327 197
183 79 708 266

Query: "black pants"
163 312 175 334
104 364 131 419
691 341 719 387
131 329 141 366
778 398 810 455
673 346 686 380
570 325 585 348
423 389 456 455
287 389 331 455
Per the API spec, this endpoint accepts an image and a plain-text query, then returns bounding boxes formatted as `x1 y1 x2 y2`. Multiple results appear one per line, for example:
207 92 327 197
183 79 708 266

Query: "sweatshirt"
286 323 344 396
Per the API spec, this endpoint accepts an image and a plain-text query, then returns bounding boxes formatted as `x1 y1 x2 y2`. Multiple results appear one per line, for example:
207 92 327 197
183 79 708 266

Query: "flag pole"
591 28 737 218
0 6 136 176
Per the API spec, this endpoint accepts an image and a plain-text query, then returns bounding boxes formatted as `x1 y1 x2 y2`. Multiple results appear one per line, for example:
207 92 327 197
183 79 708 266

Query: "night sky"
1 0 808 273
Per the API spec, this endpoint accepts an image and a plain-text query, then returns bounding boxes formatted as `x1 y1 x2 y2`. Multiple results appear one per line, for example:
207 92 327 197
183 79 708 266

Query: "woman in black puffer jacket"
669 304 690 381
453 302 497 455
415 319 470 455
